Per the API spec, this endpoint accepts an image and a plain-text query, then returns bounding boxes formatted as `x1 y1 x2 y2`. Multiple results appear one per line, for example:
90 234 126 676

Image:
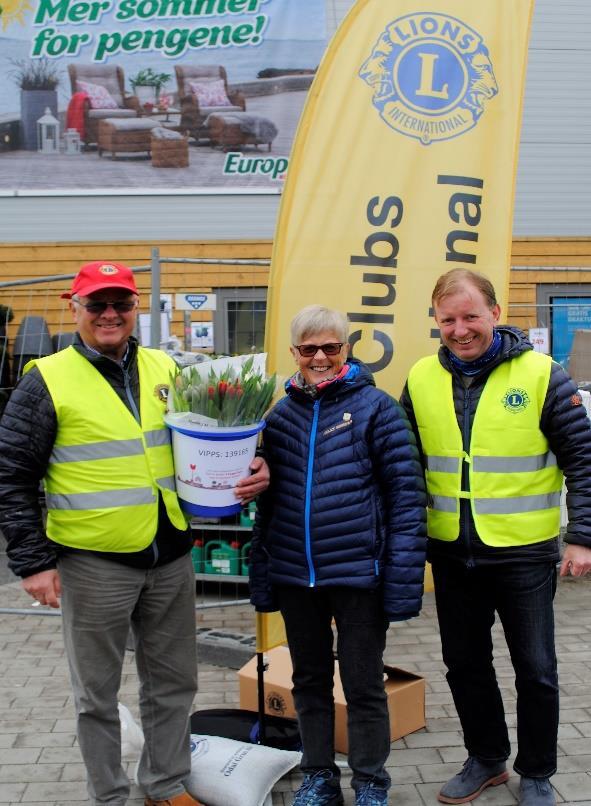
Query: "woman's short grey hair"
290 305 350 345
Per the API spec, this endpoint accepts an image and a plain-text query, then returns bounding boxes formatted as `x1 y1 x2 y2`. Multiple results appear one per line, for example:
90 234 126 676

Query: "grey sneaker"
438 756 509 804
518 777 556 805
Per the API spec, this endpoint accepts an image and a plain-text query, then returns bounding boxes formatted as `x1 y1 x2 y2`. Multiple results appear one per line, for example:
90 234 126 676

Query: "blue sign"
551 296 591 367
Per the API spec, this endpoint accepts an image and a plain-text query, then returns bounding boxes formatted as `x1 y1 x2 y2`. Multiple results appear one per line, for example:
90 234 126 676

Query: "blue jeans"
432 560 558 778
277 585 391 792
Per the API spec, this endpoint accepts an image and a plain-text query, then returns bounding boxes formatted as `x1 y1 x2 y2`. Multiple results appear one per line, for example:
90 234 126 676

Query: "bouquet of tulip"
169 355 276 428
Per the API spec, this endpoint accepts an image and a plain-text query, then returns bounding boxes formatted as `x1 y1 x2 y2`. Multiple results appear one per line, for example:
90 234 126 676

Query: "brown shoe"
144 793 203 806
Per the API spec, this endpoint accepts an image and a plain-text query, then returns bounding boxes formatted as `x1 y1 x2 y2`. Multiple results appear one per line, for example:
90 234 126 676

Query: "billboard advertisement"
0 0 326 192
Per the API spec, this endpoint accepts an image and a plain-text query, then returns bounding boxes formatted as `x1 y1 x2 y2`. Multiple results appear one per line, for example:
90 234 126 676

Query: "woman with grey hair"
250 305 427 806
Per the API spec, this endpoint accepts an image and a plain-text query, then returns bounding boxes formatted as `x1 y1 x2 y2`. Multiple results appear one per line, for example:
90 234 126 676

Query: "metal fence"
0 247 271 405
1 255 589 587
0 248 272 609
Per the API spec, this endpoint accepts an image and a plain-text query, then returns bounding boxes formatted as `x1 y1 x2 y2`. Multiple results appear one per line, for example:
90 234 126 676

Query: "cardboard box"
238 645 425 754
569 329 591 386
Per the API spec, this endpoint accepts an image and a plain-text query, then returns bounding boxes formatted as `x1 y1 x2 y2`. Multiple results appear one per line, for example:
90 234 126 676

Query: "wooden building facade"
1 0 590 380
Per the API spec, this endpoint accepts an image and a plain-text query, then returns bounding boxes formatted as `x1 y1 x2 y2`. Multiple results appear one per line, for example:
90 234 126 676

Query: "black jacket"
400 326 591 566
0 335 192 578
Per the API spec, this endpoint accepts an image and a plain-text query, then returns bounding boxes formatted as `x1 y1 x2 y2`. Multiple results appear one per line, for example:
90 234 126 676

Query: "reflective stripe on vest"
407 351 563 547
29 346 186 551
50 430 172 463
431 490 562 515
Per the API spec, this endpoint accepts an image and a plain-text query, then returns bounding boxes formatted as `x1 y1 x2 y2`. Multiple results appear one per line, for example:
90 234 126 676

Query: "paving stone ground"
0 573 589 805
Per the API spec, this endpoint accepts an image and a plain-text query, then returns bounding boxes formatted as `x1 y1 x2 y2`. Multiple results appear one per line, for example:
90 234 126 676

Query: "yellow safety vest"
27 346 187 551
407 351 563 547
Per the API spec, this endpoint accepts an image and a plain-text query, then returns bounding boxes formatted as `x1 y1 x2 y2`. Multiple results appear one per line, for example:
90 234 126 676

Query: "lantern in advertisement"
63 128 82 155
37 108 59 154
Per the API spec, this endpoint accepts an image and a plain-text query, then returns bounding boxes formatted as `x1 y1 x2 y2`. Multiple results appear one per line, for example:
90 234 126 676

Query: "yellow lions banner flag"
256 611 288 653
265 0 534 395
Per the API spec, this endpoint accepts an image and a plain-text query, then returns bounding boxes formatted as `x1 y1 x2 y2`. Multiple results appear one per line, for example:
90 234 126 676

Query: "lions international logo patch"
359 12 498 145
154 383 169 403
266 690 287 716
502 388 530 414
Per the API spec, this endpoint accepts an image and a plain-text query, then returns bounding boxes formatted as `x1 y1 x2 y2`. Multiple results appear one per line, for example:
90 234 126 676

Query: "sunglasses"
73 299 137 314
294 342 344 357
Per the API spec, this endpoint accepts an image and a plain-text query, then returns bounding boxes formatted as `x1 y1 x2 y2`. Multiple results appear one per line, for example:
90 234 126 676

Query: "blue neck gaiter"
446 329 502 376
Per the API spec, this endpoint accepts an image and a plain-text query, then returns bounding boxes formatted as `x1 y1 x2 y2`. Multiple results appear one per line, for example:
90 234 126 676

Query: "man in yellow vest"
401 269 591 806
0 261 267 806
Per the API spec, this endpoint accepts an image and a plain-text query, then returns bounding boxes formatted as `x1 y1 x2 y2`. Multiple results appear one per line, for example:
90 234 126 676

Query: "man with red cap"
0 261 268 806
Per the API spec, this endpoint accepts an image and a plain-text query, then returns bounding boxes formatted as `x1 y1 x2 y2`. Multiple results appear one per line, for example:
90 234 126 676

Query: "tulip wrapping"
169 355 277 427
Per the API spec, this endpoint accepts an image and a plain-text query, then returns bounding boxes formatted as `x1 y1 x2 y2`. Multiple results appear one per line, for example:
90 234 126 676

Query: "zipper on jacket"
122 364 159 566
304 399 321 587
122 366 141 423
461 386 474 568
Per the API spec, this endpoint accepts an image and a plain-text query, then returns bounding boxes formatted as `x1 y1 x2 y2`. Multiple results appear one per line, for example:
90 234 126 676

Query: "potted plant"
165 355 276 517
129 68 171 106
9 58 61 150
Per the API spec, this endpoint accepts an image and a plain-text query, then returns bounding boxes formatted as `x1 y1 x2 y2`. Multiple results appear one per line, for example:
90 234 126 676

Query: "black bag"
190 708 302 751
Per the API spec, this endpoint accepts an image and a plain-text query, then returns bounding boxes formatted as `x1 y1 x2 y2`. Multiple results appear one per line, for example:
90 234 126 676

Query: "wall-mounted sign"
191 323 214 349
149 294 173 316
529 327 549 354
175 293 217 312
552 297 591 366
139 312 170 347
0 0 326 194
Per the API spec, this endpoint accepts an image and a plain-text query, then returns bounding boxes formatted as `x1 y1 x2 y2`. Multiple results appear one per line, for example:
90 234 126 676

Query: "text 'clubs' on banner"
265 0 534 397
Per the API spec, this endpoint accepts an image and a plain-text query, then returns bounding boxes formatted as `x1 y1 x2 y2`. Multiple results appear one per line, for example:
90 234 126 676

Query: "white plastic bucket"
164 414 265 517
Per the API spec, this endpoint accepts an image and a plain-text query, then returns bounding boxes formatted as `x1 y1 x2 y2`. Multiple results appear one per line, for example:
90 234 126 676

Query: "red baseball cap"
61 261 139 299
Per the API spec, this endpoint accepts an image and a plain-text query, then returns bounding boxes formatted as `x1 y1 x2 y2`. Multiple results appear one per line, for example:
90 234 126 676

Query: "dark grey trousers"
59 552 197 805
277 585 391 793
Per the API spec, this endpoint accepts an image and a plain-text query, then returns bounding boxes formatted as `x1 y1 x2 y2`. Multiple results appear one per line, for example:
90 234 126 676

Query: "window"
213 288 267 355
537 283 591 366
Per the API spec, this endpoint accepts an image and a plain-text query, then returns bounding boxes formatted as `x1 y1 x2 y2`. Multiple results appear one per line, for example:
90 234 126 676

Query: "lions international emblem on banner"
359 12 498 145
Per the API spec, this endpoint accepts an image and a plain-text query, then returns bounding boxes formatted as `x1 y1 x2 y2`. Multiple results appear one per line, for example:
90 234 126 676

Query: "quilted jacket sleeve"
399 381 425 466
248 479 280 613
369 393 427 621
0 368 59 578
541 362 591 548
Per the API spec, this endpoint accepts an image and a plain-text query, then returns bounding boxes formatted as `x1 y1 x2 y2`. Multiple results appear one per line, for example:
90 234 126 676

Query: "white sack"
185 733 300 806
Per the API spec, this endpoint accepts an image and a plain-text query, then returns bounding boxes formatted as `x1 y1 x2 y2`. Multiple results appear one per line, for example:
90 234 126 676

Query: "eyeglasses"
293 342 344 357
73 299 137 314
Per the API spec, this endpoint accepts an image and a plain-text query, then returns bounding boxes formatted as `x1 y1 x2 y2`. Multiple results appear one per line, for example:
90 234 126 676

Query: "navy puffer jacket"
249 360 427 621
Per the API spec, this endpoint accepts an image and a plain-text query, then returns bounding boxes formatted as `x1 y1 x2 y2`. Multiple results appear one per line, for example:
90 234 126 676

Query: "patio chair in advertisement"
174 65 246 141
67 63 141 147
